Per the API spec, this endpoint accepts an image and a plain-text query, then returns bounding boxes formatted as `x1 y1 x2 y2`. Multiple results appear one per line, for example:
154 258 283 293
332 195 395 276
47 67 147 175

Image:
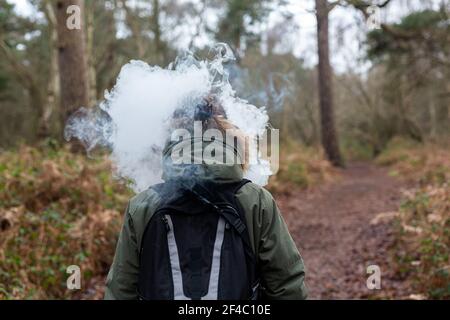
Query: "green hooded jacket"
104 138 307 300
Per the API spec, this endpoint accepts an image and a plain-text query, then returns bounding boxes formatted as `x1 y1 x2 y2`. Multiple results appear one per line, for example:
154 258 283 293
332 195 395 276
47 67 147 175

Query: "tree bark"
0 40 45 135
315 0 344 167
121 0 146 59
39 0 60 138
55 0 90 131
152 0 165 65
85 0 97 106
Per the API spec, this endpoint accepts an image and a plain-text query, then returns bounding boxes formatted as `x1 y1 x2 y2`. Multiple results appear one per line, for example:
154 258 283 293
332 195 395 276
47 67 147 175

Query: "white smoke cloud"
65 44 271 192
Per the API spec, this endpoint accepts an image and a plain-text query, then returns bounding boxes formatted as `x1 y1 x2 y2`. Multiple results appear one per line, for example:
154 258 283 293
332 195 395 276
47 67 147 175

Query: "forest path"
277 162 412 299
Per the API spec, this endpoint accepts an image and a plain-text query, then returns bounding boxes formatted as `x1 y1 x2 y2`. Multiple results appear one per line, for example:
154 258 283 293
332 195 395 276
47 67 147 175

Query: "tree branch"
0 38 44 113
346 0 418 39
0 39 35 90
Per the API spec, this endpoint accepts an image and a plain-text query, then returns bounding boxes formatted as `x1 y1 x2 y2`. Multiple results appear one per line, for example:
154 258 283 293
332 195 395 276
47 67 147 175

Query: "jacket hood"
161 137 244 184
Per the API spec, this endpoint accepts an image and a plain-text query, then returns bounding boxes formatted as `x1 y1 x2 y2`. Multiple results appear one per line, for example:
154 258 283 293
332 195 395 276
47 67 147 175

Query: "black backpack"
137 179 260 300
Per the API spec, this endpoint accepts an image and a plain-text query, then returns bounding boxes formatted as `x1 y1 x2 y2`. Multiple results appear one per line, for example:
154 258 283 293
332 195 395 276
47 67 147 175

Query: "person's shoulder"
127 185 162 217
237 181 276 207
125 185 164 250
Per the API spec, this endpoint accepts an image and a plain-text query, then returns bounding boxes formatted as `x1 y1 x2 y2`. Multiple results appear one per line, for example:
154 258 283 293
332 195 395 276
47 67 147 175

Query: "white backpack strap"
203 217 226 300
165 215 190 300
165 215 226 300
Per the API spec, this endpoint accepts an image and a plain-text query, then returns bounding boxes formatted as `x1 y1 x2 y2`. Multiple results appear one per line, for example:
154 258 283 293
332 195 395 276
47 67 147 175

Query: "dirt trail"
85 162 412 300
277 162 412 299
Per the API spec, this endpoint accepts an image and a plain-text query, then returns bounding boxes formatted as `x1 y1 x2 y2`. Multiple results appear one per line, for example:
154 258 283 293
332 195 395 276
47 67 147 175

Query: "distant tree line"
0 0 448 163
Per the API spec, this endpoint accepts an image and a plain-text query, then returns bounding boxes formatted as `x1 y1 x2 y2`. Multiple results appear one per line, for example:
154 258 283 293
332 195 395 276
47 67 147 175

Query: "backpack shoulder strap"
187 179 255 260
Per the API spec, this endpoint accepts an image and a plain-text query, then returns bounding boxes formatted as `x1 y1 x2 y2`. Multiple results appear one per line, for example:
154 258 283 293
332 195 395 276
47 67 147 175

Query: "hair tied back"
194 100 213 121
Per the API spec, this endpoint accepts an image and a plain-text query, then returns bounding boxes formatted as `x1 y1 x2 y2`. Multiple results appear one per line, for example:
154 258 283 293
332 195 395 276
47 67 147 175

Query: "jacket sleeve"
104 204 140 300
258 189 308 300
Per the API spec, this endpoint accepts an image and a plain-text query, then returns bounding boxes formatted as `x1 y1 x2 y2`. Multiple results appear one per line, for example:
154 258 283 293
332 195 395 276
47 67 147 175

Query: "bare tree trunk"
152 0 165 64
446 80 450 135
55 0 90 132
39 0 60 138
281 99 290 138
0 40 44 135
94 1 117 100
428 85 437 139
315 0 344 167
304 101 319 145
86 0 97 106
121 0 146 59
